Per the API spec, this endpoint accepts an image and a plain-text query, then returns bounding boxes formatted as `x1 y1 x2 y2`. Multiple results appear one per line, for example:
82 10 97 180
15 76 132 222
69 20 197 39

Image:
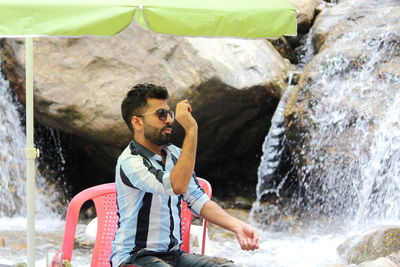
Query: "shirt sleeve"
182 174 210 216
119 155 177 196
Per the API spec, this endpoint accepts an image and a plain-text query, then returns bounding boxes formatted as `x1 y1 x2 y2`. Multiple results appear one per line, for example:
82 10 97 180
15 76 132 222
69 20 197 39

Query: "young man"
111 84 259 267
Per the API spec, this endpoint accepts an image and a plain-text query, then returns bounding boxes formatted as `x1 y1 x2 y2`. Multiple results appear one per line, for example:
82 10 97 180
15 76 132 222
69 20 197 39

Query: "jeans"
120 249 238 267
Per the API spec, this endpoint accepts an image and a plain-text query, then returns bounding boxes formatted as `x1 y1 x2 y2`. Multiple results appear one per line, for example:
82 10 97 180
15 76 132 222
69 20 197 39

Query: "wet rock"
337 226 400 264
386 253 400 266
388 253 400 266
282 0 400 217
358 257 398 267
233 197 253 210
270 0 320 63
73 224 95 250
312 0 358 51
312 0 400 53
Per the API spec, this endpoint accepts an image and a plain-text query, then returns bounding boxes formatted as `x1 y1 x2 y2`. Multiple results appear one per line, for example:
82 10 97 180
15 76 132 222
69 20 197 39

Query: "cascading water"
254 1 400 229
0 68 68 265
0 71 27 217
0 70 63 217
232 1 400 266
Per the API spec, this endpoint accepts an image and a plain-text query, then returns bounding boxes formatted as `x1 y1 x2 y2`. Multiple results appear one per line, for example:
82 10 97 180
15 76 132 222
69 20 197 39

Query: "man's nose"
165 113 174 124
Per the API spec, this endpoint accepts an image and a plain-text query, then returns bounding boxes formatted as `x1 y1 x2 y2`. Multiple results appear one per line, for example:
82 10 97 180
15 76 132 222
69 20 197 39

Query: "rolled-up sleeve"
120 156 176 195
182 176 210 216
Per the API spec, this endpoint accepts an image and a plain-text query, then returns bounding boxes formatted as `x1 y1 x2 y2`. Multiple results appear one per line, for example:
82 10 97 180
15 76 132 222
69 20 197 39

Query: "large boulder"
282 0 400 215
0 23 293 198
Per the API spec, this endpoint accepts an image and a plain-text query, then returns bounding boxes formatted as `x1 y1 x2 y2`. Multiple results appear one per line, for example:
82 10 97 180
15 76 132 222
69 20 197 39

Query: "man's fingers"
177 100 192 113
238 227 260 251
251 229 260 248
239 236 254 251
239 237 249 250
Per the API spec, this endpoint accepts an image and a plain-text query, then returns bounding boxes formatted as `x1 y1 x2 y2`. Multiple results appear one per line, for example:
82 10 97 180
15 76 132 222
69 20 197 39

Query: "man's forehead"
146 98 169 109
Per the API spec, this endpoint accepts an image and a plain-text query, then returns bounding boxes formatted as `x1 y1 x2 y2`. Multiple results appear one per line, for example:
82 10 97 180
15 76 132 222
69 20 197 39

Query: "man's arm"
170 100 198 194
200 200 260 251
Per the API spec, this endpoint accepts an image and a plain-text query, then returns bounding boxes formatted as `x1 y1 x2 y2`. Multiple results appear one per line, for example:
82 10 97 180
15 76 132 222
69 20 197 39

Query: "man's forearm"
170 127 197 194
200 200 260 251
200 200 243 231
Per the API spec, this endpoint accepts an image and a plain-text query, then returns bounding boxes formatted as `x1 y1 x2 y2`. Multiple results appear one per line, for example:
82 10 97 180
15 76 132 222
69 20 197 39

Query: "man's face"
142 98 174 146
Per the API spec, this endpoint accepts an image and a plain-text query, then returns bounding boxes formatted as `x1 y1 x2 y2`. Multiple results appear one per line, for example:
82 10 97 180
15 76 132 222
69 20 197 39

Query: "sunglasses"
139 108 175 121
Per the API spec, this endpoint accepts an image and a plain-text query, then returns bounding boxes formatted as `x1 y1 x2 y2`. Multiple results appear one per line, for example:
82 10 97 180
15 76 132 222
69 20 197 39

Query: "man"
111 83 259 267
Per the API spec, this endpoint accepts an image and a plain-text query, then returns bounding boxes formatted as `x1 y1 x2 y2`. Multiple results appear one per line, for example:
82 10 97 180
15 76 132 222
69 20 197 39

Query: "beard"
144 122 171 146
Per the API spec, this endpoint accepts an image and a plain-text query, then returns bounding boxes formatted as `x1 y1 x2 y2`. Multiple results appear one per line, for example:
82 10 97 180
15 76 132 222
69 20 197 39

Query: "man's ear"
131 116 143 130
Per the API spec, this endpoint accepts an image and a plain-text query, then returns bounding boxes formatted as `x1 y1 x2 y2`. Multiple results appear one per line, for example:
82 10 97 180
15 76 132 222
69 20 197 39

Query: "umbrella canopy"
0 0 296 266
1 0 296 38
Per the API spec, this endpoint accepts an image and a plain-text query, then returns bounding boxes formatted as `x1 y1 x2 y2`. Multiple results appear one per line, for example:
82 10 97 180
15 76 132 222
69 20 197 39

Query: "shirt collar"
129 140 171 159
130 140 155 158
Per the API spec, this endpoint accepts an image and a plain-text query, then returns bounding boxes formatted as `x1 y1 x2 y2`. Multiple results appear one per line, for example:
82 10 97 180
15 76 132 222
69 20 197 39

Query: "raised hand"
175 99 198 132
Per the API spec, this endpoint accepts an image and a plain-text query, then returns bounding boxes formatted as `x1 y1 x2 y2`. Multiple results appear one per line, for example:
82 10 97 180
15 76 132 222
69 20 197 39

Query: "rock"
270 0 319 63
388 253 400 265
224 208 250 223
315 0 335 14
358 257 399 267
73 223 95 250
281 0 400 216
233 196 253 210
324 264 350 267
312 0 359 51
288 0 319 33
312 0 400 52
1 23 294 198
269 37 300 63
337 226 400 264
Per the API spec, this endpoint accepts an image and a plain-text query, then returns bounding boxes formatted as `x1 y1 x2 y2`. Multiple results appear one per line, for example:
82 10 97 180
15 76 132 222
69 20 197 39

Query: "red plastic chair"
181 178 212 254
59 178 212 267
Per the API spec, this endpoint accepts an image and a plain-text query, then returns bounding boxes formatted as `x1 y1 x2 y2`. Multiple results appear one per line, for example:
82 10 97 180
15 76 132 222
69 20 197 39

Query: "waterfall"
254 5 400 228
0 70 27 217
0 69 62 218
255 73 297 203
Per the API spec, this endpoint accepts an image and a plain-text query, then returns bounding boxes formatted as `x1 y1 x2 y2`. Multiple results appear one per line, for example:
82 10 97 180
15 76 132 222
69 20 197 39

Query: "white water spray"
0 70 62 218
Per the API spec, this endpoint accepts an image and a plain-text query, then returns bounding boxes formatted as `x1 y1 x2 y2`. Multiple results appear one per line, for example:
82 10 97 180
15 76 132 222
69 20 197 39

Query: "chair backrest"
61 178 212 267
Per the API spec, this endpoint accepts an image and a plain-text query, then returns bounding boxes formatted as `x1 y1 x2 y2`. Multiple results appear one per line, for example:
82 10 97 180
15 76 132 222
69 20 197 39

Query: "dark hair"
121 83 169 132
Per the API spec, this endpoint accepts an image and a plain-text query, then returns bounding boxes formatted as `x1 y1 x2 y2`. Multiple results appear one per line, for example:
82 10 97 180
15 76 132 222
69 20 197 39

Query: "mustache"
162 126 172 131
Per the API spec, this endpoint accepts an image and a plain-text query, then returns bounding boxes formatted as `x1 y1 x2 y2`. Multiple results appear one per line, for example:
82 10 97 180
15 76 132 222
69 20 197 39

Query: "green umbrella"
0 0 296 266
2 0 296 38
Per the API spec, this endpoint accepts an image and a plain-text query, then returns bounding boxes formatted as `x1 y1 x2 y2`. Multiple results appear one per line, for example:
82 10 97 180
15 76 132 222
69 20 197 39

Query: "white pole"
25 37 38 267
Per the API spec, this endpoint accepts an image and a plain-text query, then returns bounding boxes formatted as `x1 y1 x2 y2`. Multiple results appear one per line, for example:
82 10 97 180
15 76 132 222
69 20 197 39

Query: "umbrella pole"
25 37 38 267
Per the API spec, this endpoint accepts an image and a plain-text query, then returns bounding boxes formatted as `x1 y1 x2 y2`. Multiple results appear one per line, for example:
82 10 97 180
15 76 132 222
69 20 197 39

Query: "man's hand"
200 200 260 251
169 99 198 195
232 222 260 251
175 100 198 132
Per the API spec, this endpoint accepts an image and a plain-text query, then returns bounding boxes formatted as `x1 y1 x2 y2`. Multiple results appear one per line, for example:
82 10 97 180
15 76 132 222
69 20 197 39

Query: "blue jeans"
120 249 238 267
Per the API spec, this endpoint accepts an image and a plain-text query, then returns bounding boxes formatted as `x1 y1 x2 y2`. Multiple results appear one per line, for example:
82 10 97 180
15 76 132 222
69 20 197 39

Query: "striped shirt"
110 140 210 266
